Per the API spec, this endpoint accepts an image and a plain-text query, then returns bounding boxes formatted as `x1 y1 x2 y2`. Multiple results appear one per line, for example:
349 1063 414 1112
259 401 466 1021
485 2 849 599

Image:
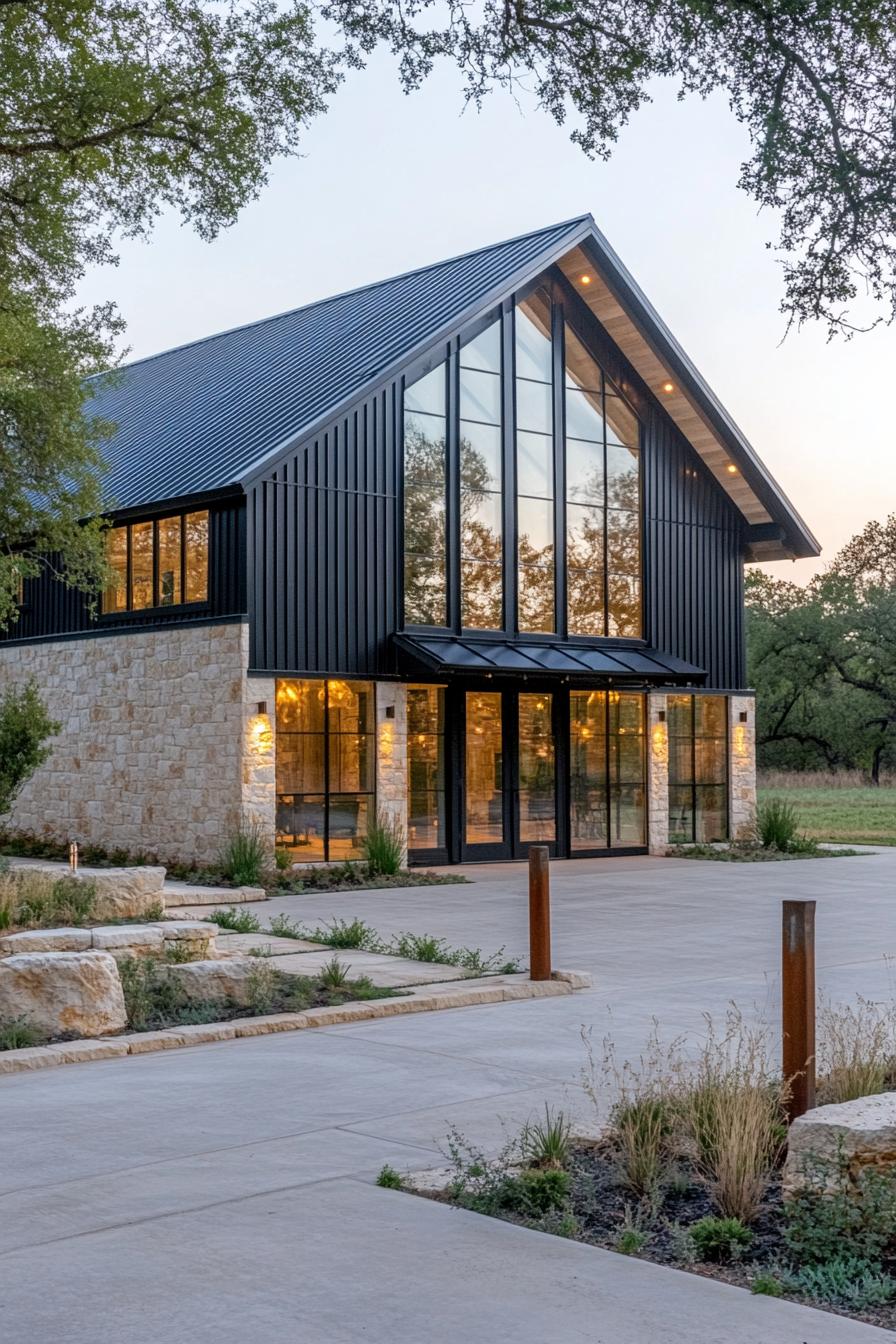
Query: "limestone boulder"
0 951 126 1038
90 925 165 958
784 1093 896 1196
0 928 92 956
161 957 262 1007
9 863 167 921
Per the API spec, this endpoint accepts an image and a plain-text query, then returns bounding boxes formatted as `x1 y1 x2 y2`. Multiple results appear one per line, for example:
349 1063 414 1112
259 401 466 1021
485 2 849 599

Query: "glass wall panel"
275 679 375 860
158 516 182 606
570 691 608 850
184 511 209 604
407 685 446 852
104 526 128 613
465 691 504 845
608 692 646 846
130 521 154 610
461 322 503 629
668 694 729 843
516 291 554 632
404 364 447 626
564 323 641 637
518 694 555 842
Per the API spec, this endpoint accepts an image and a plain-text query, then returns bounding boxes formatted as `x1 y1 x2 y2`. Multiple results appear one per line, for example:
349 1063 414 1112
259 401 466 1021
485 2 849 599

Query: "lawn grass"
757 779 896 847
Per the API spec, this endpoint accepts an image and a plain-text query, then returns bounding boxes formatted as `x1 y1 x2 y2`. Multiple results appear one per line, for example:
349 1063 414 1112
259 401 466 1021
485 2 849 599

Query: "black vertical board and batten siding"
247 298 746 687
0 498 247 644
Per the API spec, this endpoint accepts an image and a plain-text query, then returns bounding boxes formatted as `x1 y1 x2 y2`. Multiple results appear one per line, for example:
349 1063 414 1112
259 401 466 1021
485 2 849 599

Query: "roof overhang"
395 634 706 684
556 229 820 562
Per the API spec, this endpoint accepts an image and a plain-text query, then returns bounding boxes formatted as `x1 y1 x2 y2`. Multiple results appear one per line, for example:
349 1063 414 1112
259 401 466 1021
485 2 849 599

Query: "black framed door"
460 687 559 861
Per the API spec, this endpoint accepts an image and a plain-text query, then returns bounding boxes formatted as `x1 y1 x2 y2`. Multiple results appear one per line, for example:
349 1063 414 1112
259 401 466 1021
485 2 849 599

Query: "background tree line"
747 515 896 782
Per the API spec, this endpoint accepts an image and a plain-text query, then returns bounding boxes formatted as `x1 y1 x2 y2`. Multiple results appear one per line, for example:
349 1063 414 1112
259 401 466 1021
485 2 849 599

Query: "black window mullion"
601 373 610 636
323 681 331 862
552 297 566 638
691 696 698 843
446 350 461 633
605 690 611 850
152 519 159 609
126 525 133 612
181 513 187 606
502 302 516 634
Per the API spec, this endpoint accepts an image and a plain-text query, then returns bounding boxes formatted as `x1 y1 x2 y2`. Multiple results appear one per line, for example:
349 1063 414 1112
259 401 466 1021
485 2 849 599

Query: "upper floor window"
401 278 642 638
102 510 209 614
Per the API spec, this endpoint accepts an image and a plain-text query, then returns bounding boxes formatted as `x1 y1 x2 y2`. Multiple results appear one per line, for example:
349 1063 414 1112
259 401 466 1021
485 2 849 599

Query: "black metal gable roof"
87 216 591 511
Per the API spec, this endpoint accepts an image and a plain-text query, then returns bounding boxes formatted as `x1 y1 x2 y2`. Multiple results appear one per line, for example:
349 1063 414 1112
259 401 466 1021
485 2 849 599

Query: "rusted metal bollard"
528 845 552 982
782 899 816 1122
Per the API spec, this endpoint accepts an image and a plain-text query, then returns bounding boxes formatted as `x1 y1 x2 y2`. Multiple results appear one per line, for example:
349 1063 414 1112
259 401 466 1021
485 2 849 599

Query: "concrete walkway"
2 848 895 1342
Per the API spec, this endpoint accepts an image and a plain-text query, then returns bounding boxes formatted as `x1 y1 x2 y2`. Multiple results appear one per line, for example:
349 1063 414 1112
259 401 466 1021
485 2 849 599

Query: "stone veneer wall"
0 621 275 864
374 682 408 866
727 694 757 839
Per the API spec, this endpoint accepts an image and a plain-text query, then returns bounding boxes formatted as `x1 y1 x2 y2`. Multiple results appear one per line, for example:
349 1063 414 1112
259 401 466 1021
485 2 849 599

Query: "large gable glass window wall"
402 275 641 638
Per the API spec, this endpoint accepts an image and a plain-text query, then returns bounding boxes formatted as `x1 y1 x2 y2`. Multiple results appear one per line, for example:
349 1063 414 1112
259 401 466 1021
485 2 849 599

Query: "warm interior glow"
579 274 592 285
661 381 674 394
726 463 738 475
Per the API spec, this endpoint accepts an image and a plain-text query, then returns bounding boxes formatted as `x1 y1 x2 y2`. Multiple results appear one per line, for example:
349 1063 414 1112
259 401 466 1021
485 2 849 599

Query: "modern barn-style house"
0 216 818 865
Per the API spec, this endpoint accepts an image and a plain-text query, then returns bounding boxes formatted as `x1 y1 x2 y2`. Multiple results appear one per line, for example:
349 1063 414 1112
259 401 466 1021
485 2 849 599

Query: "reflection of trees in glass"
460 433 502 628
404 420 446 625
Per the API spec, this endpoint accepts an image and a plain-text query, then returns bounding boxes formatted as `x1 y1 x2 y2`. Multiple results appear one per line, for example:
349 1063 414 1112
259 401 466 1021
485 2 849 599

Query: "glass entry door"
462 690 557 859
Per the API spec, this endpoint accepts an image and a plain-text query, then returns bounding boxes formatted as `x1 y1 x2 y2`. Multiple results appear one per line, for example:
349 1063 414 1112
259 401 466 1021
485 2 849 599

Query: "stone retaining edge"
0 976 587 1074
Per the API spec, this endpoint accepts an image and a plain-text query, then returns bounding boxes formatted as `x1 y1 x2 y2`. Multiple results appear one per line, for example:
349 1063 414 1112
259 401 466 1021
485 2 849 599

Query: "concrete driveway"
2 848 895 1343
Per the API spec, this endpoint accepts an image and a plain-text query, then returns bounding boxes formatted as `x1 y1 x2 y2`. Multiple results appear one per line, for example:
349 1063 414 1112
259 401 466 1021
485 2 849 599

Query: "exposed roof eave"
567 227 820 561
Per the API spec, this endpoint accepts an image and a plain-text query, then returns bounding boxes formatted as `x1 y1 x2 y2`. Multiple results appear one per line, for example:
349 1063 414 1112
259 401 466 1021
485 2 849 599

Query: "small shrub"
220 824 267 886
522 1105 572 1170
376 1164 403 1190
786 1257 896 1309
494 1167 571 1218
0 1014 45 1050
751 1271 785 1297
0 869 97 930
163 942 201 964
784 1154 896 1266
267 914 308 939
313 917 383 951
392 931 451 963
118 957 185 1031
319 954 350 990
664 1221 697 1265
246 960 278 1014
615 1208 647 1255
274 847 293 871
362 810 405 876
205 907 261 934
143 899 165 921
690 1215 753 1263
755 797 799 851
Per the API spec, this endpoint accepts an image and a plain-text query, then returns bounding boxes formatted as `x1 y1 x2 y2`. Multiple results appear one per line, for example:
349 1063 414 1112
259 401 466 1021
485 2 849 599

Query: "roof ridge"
88 214 593 382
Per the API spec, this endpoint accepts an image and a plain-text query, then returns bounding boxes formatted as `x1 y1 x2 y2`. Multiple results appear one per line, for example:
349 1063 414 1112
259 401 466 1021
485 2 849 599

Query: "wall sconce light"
257 700 268 715
739 710 748 723
385 704 395 719
658 709 666 722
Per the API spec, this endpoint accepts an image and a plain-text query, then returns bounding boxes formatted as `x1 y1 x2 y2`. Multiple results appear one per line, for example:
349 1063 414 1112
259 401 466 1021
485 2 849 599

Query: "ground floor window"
667 694 729 843
275 679 375 860
407 685 446 852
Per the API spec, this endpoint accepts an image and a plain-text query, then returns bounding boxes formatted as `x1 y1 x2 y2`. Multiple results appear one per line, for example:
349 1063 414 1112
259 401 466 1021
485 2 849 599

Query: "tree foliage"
0 1 340 627
747 516 896 781
0 680 59 817
325 0 896 336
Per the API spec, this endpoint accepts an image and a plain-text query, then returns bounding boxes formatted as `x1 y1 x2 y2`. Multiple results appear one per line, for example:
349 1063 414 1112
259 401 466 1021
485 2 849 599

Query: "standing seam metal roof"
87 217 590 510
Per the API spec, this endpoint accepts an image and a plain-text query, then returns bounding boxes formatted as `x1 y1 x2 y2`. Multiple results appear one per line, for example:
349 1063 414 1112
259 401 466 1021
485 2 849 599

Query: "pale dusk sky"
76 53 896 582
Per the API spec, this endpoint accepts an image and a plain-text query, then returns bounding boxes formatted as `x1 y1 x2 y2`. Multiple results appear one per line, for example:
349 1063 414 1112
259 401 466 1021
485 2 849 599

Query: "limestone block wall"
728 694 757 840
375 682 408 866
0 621 274 864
